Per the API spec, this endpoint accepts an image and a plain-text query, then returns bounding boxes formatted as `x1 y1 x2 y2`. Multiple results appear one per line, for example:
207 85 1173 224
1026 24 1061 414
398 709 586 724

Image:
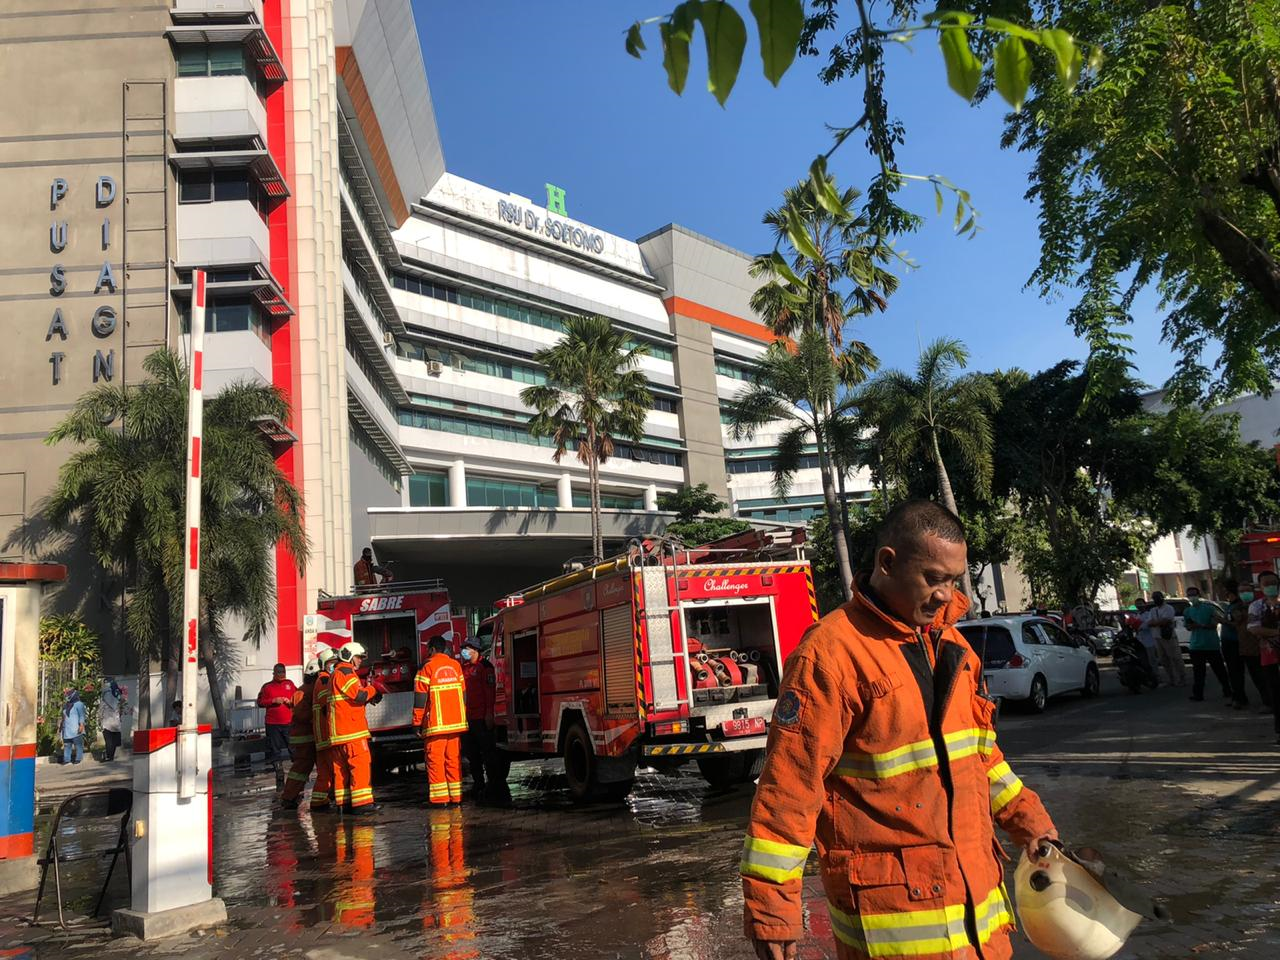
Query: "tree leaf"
1040 28 1080 89
808 156 849 218
992 36 1031 110
749 0 803 86
954 196 964 230
625 21 646 59
934 183 944 214
768 251 805 289
786 205 823 262
938 24 981 101
983 16 1039 43
660 21 692 94
700 1 747 106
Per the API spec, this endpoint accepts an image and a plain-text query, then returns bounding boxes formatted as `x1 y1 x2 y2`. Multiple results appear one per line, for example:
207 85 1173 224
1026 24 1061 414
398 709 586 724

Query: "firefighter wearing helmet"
279 657 322 809
327 641 379 812
742 501 1059 960
412 636 468 805
308 645 340 811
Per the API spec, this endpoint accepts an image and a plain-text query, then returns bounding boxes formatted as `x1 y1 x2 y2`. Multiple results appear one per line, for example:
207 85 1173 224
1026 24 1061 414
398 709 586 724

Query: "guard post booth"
0 562 67 895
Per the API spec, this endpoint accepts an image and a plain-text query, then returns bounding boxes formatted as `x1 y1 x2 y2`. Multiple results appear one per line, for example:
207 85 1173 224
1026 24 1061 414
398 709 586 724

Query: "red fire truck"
481 530 819 801
1238 529 1280 579
305 581 468 761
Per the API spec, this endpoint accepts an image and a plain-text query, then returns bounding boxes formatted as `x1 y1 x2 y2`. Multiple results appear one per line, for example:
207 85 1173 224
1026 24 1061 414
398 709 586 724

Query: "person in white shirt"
1149 592 1185 687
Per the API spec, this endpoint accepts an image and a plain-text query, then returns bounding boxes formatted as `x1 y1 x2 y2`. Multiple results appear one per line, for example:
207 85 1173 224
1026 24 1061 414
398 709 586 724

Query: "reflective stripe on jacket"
288 682 315 745
412 653 468 736
741 578 1054 959
329 662 375 746
312 672 333 750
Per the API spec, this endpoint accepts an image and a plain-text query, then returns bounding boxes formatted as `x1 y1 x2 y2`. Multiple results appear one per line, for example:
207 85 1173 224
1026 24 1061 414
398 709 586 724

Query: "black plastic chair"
32 787 132 928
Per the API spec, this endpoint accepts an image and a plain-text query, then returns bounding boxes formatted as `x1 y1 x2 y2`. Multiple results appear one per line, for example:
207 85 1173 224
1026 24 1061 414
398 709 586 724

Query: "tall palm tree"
521 315 652 561
726 328 862 600
860 338 999 609
45 348 308 730
749 176 897 369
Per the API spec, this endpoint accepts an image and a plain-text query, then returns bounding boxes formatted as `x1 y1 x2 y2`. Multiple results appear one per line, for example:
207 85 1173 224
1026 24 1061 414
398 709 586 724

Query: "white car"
957 616 1100 713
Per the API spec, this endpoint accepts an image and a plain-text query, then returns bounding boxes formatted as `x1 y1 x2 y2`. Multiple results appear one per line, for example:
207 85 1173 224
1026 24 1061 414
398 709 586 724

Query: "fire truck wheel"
697 750 764 790
562 722 634 803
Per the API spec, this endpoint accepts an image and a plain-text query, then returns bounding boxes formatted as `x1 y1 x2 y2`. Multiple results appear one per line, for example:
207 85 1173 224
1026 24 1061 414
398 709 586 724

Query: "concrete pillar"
448 460 467 507
557 473 573 509
644 484 659 512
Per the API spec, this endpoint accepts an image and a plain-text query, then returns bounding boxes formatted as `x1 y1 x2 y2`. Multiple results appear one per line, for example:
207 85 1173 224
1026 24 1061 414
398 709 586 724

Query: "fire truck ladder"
641 558 688 714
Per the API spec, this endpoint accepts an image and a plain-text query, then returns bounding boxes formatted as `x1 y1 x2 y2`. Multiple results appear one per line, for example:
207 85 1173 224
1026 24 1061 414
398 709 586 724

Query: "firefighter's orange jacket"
412 653 468 737
741 579 1054 960
312 671 333 750
288 680 315 746
329 661 377 746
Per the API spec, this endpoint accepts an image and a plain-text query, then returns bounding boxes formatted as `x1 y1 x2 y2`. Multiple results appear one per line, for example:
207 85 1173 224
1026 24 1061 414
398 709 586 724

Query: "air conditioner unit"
427 360 444 376
383 332 395 347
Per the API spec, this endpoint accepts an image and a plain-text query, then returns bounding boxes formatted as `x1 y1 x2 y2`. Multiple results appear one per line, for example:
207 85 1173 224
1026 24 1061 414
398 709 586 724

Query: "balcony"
171 0 263 20
177 200 269 267
174 76 267 145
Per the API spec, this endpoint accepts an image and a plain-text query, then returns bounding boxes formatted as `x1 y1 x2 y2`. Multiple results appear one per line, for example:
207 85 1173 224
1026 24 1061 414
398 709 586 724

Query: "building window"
392 273 675 360
346 343 398 413
572 490 644 510
178 170 272 220
466 476 557 509
177 296 270 345
715 357 755 380
727 454 821 474
176 43 247 78
408 471 448 507
651 395 679 414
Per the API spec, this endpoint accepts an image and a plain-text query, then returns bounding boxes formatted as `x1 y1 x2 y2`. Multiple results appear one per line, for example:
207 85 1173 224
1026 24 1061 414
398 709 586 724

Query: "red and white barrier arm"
178 268 206 798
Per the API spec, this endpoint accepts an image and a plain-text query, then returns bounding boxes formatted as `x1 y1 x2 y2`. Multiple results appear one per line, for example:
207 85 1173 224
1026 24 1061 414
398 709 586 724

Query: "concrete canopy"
367 507 677 606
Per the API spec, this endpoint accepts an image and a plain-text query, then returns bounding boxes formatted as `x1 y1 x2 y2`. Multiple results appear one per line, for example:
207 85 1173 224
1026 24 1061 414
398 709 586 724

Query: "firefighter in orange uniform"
279 657 321 808
309 646 338 811
412 637 468 805
742 501 1057 960
329 641 380 812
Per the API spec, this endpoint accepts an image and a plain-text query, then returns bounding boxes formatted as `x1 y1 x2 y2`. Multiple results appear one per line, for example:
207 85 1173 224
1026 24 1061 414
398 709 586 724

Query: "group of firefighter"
277 634 501 812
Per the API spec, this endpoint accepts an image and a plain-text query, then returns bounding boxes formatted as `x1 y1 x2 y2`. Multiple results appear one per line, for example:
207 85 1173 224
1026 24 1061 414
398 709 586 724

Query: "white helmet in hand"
1015 842 1166 960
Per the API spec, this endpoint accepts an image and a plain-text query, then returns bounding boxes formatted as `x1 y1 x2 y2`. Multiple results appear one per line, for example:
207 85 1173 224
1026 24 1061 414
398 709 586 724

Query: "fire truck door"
511 629 539 718
640 568 682 712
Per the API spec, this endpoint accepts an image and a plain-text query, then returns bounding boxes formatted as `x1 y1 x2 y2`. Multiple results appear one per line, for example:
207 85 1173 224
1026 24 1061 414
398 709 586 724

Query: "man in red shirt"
257 663 297 770
460 639 498 800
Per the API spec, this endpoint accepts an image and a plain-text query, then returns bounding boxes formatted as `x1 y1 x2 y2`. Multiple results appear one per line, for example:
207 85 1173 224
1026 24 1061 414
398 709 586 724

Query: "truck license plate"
721 717 766 738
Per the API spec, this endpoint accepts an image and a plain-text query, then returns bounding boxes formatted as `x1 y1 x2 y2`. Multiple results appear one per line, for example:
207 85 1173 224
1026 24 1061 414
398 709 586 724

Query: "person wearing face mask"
1149 592 1185 687
459 639 497 801
1233 582 1271 711
1247 571 1280 744
1182 587 1230 702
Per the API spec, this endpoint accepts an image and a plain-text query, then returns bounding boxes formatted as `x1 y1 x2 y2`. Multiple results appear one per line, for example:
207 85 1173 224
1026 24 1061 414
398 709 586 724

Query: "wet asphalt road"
2 663 1278 959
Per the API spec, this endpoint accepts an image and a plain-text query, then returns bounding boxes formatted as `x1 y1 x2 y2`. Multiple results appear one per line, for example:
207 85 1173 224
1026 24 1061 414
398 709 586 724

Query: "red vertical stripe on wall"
264 0 304 667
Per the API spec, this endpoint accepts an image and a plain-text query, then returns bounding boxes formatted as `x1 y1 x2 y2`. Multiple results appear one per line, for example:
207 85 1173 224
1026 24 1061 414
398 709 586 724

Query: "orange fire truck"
480 529 819 801
305 581 468 762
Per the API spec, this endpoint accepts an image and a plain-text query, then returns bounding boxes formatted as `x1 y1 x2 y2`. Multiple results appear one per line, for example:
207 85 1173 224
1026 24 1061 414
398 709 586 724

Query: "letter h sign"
545 183 567 216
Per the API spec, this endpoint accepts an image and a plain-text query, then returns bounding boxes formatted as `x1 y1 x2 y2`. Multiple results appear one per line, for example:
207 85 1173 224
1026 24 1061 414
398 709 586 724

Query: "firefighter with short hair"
742 501 1057 960
329 641 380 812
413 637 468 805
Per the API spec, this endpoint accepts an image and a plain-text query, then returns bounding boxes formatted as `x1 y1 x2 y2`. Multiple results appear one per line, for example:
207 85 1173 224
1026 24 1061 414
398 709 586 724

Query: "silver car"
957 616 1101 713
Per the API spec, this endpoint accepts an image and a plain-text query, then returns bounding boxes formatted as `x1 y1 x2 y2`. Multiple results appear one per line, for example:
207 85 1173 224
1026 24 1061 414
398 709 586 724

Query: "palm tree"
860 338 999 609
726 329 862 600
45 348 308 730
749 176 897 371
521 315 652 561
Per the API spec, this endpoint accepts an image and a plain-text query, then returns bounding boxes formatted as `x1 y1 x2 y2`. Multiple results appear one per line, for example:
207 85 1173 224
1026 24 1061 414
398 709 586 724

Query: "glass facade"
715 356 755 380
467 476 558 508
176 43 247 78
392 273 675 361
397 340 547 385
572 491 644 510
408 471 448 507
727 454 822 474
177 296 270 345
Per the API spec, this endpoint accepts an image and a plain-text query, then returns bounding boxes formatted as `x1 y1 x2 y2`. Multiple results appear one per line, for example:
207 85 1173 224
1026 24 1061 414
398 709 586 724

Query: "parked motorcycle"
1112 629 1158 693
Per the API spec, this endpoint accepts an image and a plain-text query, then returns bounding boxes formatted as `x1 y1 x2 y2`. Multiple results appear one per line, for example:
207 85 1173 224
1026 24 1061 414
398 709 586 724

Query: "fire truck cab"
485 530 818 801
307 580 466 763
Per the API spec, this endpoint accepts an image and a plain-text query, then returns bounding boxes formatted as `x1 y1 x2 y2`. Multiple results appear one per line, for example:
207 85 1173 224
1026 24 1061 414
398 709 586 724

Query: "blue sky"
413 1 1177 388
